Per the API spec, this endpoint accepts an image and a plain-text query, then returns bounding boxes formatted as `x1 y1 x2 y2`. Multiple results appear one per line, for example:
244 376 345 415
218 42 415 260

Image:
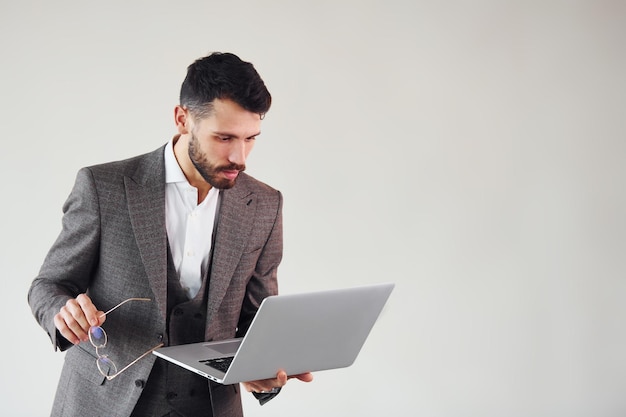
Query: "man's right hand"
53 294 105 345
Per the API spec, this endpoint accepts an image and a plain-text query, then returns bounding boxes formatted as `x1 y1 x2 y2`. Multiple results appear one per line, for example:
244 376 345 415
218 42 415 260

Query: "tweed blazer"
28 144 283 417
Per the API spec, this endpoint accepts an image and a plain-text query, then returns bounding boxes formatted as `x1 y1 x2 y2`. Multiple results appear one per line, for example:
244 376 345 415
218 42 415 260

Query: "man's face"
186 99 261 189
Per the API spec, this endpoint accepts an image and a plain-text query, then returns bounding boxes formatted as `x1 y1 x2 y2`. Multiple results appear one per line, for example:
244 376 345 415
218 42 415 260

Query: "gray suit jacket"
28 145 283 417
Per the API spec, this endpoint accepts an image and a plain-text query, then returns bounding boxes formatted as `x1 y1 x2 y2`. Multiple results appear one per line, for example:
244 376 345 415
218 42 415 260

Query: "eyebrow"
214 130 261 139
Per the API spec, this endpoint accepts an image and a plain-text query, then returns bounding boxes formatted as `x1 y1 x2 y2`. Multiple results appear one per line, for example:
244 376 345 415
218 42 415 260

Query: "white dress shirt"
164 139 219 299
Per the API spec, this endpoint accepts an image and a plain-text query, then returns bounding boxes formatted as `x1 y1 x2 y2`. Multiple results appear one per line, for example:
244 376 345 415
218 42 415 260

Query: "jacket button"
173 308 184 316
135 379 145 388
166 392 178 400
157 333 163 341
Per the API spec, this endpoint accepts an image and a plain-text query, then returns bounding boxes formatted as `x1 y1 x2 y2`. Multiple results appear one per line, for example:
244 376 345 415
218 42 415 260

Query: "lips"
221 170 239 180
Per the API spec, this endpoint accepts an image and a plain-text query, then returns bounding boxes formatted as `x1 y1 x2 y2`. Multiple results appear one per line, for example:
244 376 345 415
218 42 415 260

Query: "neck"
172 135 212 204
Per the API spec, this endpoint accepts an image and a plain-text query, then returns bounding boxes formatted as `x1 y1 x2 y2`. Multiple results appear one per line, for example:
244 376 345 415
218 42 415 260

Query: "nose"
228 140 248 166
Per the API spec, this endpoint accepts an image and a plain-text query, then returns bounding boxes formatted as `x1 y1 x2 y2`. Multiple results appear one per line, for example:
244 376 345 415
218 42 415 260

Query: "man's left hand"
242 370 314 394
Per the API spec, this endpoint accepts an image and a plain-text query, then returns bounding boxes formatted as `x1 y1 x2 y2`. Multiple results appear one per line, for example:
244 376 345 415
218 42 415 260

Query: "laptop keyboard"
200 357 234 373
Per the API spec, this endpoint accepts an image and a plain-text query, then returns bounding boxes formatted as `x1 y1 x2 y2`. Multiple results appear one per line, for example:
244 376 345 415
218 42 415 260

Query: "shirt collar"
164 136 187 184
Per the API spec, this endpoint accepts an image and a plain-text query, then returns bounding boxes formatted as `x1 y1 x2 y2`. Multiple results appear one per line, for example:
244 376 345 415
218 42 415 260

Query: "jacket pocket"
64 344 107 386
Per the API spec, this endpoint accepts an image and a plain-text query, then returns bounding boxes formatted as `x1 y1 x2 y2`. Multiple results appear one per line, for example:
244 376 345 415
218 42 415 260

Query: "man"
28 52 312 417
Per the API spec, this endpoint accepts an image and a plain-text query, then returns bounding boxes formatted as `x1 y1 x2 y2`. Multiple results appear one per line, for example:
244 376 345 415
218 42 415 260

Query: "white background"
1 1 625 416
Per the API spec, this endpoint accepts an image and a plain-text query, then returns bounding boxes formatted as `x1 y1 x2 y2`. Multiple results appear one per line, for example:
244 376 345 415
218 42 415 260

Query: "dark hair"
180 52 271 119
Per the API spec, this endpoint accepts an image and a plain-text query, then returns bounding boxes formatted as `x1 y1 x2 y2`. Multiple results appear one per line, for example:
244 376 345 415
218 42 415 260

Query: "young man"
28 52 312 417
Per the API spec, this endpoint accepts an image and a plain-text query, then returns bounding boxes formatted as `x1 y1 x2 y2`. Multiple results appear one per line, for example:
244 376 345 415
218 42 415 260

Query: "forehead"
194 99 261 134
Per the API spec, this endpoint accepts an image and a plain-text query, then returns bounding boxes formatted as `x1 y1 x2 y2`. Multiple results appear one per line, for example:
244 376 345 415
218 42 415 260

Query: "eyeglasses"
88 297 164 381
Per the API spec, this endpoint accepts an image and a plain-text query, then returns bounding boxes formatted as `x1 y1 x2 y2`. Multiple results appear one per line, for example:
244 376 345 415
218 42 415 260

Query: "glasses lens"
89 326 107 348
96 355 118 377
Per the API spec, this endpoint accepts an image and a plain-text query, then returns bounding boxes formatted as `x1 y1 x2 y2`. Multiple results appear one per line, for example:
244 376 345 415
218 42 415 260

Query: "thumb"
277 370 288 385
95 310 106 326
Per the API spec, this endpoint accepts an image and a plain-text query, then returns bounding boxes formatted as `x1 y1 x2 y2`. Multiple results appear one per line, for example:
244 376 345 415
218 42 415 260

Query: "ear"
174 106 191 134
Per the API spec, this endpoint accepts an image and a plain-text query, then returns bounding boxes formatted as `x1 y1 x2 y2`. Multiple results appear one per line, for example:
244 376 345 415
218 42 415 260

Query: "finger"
289 372 314 383
58 305 88 342
76 293 101 326
276 370 288 385
64 298 91 331
242 381 268 393
242 377 279 393
53 312 81 345
241 382 253 392
60 299 91 341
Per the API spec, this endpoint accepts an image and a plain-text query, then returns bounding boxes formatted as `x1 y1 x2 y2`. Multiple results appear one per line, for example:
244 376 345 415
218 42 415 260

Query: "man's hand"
53 294 105 345
242 370 314 394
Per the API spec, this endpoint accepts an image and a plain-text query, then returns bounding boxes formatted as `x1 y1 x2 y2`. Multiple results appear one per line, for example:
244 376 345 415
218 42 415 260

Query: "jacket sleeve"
252 388 282 405
28 167 102 351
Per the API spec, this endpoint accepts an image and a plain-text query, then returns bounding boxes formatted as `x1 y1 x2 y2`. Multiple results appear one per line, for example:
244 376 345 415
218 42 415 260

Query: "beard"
188 132 245 190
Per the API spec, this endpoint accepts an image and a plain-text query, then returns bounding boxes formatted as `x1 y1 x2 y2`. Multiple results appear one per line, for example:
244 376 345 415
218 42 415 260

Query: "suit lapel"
122 148 256 332
125 147 168 323
206 181 256 329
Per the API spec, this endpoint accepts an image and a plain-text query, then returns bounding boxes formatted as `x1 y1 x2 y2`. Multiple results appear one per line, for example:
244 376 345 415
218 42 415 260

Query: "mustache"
218 163 246 172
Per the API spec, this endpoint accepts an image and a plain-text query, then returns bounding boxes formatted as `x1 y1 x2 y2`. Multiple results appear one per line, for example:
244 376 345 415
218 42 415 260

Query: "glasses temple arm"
105 343 164 381
99 297 152 318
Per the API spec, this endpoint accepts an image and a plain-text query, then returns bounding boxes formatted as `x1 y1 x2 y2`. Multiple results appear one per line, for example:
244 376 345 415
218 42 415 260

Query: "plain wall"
1 1 625 416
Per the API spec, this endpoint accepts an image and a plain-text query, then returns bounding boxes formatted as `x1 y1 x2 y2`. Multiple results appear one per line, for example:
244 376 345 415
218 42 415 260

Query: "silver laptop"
152 282 394 384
